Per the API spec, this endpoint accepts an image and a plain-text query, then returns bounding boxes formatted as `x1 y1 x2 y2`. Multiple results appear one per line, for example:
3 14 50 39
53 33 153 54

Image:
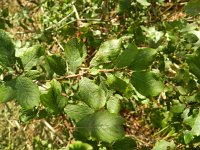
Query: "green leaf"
189 31 200 48
25 70 44 80
79 77 106 109
141 26 164 43
77 111 125 143
50 79 62 97
184 130 194 144
170 100 186 114
112 137 137 150
68 141 93 150
115 43 138 68
46 55 66 75
15 76 40 109
106 74 127 92
176 86 187 95
185 33 199 44
150 109 166 128
19 108 38 123
64 38 87 73
182 108 196 128
191 109 200 136
41 79 67 113
152 140 175 150
64 104 94 122
118 0 132 13
16 45 44 71
185 0 200 16
181 23 198 32
90 39 122 67
187 53 200 80
107 95 121 114
106 74 133 98
130 71 164 97
136 0 151 6
0 82 15 103
0 29 15 68
129 48 157 71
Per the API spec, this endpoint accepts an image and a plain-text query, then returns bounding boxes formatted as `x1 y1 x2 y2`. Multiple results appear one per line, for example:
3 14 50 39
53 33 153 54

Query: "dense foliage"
0 0 200 149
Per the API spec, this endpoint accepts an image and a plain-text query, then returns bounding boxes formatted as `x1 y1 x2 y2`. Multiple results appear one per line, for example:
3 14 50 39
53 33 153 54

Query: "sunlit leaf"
180 23 198 32
184 130 194 144
191 109 200 136
79 77 106 109
136 0 151 6
90 39 122 67
16 45 44 71
68 141 93 150
0 82 15 103
182 108 196 128
152 140 175 150
77 111 125 143
25 70 44 80
107 95 121 114
0 29 15 68
170 100 186 114
141 26 164 43
41 79 67 113
65 104 94 122
189 31 200 48
130 71 164 97
106 74 133 97
16 76 40 109
64 38 87 73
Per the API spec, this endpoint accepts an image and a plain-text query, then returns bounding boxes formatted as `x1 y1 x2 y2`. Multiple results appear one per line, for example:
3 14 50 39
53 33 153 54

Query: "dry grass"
0 102 70 150
0 102 29 149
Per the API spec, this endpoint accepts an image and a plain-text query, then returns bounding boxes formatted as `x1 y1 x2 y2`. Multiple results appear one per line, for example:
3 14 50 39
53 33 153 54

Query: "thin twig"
55 68 126 80
72 2 84 27
99 69 115 73
56 71 88 81
45 10 75 31
57 10 75 24
72 3 80 20
54 37 65 51
41 119 65 144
